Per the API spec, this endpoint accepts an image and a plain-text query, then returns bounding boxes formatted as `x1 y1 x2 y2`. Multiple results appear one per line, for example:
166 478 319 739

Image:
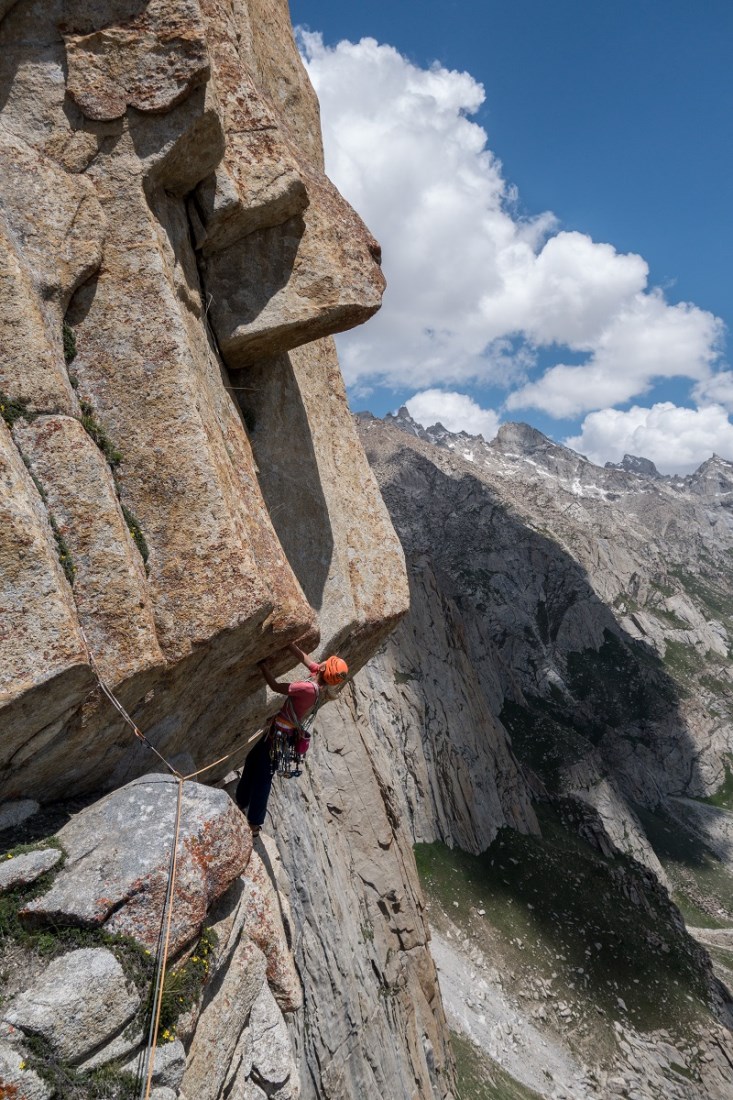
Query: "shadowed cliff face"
0 0 407 801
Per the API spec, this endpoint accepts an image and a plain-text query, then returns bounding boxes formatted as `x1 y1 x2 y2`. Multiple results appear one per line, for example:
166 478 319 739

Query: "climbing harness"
269 689 321 778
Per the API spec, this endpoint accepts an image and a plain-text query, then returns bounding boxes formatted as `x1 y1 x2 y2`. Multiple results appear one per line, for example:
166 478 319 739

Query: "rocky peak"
687 453 733 494
491 420 554 456
383 405 424 438
605 454 661 478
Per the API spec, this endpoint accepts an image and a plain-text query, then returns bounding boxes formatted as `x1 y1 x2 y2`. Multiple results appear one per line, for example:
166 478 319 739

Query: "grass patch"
0 391 33 428
0 838 155 1040
63 321 77 365
20 455 76 585
79 400 122 468
415 806 712 1041
650 578 676 599
451 1031 543 1100
612 592 641 615
121 504 149 569
662 640 701 685
0 842 153 989
670 567 733 625
49 514 76 585
633 805 733 926
649 606 689 630
157 925 217 1039
698 755 733 811
22 1033 138 1100
706 944 733 972
699 673 733 699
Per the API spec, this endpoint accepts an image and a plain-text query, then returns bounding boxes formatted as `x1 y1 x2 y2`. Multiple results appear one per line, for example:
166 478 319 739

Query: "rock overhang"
0 0 407 801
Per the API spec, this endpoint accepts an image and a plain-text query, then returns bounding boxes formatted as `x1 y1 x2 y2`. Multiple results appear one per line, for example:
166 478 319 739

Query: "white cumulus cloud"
405 390 500 439
693 371 733 412
565 403 733 474
299 32 725 417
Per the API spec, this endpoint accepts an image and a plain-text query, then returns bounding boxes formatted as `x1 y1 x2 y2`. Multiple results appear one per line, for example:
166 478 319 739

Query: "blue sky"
290 0 733 472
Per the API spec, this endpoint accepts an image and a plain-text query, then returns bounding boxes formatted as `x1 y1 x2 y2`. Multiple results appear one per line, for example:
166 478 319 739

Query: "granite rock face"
268 689 456 1100
354 412 733 1099
363 412 733 838
0 0 406 804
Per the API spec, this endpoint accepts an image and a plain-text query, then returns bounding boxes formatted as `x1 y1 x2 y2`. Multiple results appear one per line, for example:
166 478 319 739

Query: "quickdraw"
270 724 305 778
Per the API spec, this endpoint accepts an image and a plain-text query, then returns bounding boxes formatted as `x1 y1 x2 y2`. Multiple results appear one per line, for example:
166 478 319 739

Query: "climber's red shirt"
276 661 320 724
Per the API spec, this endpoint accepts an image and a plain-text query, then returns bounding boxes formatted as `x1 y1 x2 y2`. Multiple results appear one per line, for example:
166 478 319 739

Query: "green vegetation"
20 454 77 585
650 578 675 599
0 840 66 948
50 514 76 585
566 629 673 727
700 755 733 810
63 321 77 365
633 805 733 927
699 672 733 699
79 399 122 468
157 925 218 1038
451 1031 543 1100
22 1033 138 1100
670 567 733 626
612 592 641 615
0 391 32 428
500 698 593 790
706 943 733 972
648 606 688 630
415 807 712 1043
0 842 152 991
662 640 699 685
0 834 202 1073
121 504 149 568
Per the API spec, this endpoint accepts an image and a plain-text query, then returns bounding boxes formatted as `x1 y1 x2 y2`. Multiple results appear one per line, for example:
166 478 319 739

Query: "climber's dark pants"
236 732 273 828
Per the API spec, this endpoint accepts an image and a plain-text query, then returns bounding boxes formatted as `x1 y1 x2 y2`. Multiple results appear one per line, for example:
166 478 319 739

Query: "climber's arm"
288 642 321 675
258 660 290 695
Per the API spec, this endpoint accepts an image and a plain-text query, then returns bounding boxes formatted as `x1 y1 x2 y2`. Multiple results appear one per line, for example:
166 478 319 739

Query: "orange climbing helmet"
322 655 349 685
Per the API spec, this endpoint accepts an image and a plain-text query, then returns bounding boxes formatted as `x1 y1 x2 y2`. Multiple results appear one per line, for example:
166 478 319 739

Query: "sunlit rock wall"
0 0 408 801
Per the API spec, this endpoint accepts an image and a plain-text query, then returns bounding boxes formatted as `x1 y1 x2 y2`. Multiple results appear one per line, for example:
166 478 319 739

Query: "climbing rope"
79 630 245 1100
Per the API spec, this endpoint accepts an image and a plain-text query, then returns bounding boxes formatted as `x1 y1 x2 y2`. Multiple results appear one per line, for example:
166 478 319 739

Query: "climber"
236 642 348 838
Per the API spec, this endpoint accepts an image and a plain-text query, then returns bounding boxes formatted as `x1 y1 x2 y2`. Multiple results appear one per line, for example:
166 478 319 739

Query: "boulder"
22 775 250 953
3 947 139 1064
0 848 61 891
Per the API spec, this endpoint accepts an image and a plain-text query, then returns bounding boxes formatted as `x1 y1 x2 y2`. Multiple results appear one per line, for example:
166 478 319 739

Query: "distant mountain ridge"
350 406 733 1098
362 405 733 491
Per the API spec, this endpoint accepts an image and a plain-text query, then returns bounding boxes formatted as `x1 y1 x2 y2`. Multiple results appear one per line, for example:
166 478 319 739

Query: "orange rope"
142 777 184 1100
76 629 249 1100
